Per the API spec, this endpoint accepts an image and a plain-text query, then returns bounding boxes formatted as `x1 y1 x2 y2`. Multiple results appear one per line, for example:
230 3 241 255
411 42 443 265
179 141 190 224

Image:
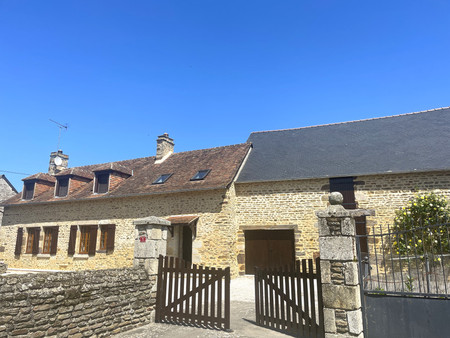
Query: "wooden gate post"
316 192 374 338
133 216 170 276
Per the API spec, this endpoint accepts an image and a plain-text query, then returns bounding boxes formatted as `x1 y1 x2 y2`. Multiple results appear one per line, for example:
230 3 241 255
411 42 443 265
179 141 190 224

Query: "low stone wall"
0 267 155 337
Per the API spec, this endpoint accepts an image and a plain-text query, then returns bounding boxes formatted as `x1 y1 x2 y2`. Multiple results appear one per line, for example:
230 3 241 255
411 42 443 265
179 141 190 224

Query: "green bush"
392 192 450 257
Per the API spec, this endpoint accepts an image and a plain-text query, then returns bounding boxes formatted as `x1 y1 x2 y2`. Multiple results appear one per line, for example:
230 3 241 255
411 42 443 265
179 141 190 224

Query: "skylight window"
153 173 172 184
190 169 211 181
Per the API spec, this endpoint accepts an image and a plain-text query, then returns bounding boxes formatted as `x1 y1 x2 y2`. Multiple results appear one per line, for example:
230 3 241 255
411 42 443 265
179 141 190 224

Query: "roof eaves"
235 167 450 184
1 185 229 207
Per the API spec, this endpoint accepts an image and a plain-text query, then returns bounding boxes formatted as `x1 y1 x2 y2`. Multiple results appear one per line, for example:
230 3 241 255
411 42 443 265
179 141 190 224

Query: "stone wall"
355 171 450 227
0 177 17 203
235 178 329 273
233 171 450 275
0 176 17 227
0 187 243 275
2 170 448 278
0 267 154 337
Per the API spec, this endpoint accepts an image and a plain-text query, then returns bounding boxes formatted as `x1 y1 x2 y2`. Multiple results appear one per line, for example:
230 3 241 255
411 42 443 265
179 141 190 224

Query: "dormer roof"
92 162 132 176
22 173 56 183
55 168 94 180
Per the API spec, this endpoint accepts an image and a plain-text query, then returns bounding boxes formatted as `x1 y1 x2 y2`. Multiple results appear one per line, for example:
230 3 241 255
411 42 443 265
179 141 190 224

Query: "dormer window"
153 174 172 184
55 177 69 197
23 182 35 200
94 172 110 194
191 169 211 181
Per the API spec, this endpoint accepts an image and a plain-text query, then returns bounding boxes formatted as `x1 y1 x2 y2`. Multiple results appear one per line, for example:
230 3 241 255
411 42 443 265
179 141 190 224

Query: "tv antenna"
49 119 68 150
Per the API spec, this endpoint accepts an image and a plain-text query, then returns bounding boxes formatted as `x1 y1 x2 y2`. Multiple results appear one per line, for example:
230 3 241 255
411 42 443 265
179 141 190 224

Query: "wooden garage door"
245 230 295 274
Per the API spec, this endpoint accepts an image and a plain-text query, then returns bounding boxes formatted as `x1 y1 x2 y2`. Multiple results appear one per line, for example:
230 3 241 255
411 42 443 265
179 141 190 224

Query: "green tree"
392 192 450 257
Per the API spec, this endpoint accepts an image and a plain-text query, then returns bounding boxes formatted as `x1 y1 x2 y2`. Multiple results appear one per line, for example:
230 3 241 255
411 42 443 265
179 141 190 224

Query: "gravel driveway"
113 275 291 338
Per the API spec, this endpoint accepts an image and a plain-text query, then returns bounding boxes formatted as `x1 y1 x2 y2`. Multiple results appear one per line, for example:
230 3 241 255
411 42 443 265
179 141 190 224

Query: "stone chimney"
155 133 174 163
48 150 69 175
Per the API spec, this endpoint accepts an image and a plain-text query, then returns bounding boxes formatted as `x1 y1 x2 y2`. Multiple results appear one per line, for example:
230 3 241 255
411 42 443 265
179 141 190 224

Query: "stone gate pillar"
133 216 170 275
316 192 374 338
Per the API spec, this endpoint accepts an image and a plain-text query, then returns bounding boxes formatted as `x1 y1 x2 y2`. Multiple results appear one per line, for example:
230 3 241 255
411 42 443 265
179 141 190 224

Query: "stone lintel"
349 209 375 217
316 207 374 219
133 216 171 226
316 205 349 218
98 219 114 225
319 237 355 261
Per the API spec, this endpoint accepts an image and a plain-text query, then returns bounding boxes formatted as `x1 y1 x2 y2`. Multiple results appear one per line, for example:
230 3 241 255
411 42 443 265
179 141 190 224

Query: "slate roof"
237 107 450 183
3 143 251 205
0 175 18 194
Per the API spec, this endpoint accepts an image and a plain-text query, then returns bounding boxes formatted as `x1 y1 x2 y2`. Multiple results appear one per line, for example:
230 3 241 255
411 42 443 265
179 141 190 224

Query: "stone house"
233 107 450 275
0 134 251 276
1 107 449 277
0 174 18 227
0 175 17 203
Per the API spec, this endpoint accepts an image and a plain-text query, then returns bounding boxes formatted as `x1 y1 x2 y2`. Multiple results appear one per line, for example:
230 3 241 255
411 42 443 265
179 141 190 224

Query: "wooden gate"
254 258 324 337
155 255 231 331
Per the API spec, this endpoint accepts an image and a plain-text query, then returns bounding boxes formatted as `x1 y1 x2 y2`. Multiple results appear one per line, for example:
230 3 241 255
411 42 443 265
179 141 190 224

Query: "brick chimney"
48 150 69 175
155 133 174 163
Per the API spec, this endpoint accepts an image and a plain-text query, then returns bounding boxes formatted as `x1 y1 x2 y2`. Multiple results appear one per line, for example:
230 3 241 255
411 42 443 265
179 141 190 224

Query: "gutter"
2 186 228 208
235 168 450 185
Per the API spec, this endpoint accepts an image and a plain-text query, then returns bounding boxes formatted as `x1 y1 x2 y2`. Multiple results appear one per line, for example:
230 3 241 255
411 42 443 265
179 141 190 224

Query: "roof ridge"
250 106 450 135
59 142 250 172
66 155 154 172
170 142 250 156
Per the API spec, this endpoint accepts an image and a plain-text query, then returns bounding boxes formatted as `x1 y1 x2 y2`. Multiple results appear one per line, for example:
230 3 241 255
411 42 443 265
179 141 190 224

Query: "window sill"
73 254 89 260
36 254 51 259
96 250 106 253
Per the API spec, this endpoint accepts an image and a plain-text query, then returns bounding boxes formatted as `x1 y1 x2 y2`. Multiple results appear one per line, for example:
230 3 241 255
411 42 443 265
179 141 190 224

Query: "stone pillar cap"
316 192 375 218
329 191 344 205
133 216 171 226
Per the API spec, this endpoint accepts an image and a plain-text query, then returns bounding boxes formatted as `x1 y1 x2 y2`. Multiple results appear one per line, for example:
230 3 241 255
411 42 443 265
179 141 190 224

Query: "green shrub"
392 192 450 257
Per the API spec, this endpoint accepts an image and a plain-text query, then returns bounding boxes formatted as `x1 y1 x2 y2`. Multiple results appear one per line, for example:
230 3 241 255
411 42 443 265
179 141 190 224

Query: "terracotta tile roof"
22 173 56 183
3 143 251 205
55 168 94 180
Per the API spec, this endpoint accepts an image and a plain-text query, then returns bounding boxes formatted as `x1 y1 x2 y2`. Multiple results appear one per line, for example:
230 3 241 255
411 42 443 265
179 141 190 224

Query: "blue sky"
1 0 449 191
